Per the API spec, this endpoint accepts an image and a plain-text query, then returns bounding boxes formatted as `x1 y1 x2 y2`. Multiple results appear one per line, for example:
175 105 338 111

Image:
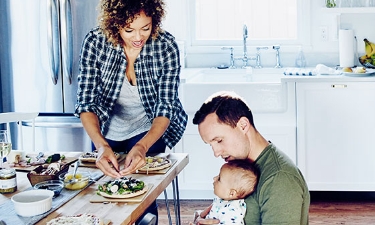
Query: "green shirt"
244 143 310 225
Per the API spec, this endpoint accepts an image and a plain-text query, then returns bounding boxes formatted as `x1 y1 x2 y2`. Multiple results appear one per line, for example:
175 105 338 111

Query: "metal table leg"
172 176 181 225
163 190 173 225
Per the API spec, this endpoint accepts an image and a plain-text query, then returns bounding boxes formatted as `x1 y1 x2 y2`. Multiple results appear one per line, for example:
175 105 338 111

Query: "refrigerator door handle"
60 0 73 85
47 0 61 85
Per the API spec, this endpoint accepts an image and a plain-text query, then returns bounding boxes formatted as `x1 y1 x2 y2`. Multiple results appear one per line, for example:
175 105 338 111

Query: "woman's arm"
80 112 121 178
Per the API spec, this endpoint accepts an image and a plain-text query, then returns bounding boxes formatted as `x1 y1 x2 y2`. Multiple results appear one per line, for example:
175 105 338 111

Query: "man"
192 91 310 225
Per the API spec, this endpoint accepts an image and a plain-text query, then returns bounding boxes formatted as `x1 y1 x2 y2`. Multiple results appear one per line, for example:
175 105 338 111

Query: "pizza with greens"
97 177 147 199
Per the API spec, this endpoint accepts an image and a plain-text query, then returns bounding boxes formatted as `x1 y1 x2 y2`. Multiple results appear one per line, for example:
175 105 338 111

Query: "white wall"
163 0 375 68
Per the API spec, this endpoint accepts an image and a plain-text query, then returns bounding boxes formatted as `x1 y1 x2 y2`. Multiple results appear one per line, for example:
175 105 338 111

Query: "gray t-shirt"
106 79 151 141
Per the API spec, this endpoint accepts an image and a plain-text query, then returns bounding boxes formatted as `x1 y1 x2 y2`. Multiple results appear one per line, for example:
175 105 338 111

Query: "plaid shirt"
75 27 187 148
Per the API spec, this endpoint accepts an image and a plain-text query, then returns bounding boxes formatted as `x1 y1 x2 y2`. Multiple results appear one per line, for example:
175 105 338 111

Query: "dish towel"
314 64 341 75
283 68 316 76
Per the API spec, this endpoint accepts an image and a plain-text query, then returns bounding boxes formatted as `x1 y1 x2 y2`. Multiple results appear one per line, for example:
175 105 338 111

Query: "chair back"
0 112 39 152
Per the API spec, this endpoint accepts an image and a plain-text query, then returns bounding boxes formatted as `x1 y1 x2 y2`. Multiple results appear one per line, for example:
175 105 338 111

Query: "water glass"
0 130 12 168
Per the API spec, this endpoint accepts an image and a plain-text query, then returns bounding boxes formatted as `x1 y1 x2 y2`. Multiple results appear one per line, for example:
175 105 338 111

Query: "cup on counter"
6 150 25 164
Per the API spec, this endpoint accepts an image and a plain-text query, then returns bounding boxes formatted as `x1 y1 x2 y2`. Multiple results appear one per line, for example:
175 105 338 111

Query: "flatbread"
98 185 148 199
138 157 171 172
46 214 103 225
97 177 146 199
79 151 120 163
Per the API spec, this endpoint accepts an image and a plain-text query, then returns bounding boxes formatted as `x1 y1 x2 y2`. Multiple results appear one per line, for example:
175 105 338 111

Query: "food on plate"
60 172 90 190
354 67 366 73
29 163 64 175
97 177 147 198
46 214 104 225
11 153 66 168
138 156 171 172
342 67 352 73
79 151 120 163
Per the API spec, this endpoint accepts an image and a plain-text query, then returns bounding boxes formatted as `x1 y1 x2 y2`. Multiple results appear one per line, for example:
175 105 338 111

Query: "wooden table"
0 153 189 225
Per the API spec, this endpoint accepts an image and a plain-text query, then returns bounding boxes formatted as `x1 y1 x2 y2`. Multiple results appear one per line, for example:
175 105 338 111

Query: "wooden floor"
157 192 375 225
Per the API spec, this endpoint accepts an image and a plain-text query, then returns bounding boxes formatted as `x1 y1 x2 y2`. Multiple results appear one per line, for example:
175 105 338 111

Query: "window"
190 0 309 47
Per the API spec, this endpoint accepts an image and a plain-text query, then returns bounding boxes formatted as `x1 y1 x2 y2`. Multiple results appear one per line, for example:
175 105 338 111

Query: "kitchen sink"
182 68 288 113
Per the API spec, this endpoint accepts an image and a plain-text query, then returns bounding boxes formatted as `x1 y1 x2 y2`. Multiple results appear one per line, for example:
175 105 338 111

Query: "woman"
75 0 187 223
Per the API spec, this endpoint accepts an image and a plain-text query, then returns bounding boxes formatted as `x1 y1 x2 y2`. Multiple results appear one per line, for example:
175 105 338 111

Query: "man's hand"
95 146 121 178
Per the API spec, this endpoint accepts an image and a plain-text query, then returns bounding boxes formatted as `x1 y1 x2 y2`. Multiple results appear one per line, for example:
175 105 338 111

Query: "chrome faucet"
238 24 256 68
273 45 282 68
243 24 248 67
221 47 236 69
255 46 268 68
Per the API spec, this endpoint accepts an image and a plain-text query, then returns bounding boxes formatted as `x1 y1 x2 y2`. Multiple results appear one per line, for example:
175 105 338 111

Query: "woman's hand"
95 146 121 178
119 143 147 176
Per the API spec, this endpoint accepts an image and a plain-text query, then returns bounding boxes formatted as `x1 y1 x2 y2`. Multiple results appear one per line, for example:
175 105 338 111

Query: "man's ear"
237 117 250 132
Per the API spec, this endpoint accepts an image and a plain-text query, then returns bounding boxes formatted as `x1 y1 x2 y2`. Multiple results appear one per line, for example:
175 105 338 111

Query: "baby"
194 160 259 225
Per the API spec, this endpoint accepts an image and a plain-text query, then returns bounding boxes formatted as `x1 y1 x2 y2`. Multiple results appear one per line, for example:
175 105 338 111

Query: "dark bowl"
34 180 64 197
359 57 375 69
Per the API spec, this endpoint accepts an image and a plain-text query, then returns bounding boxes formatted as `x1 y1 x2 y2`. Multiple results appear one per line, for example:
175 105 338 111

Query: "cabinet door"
297 82 375 191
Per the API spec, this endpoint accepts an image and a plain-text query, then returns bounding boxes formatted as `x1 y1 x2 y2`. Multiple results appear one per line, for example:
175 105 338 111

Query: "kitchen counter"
180 67 375 83
282 73 375 82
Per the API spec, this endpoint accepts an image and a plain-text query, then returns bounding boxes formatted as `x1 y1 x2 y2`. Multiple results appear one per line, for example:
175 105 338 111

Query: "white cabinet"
296 82 375 191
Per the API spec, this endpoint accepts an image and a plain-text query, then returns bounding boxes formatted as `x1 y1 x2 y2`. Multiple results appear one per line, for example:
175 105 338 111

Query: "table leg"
172 176 181 225
163 190 173 225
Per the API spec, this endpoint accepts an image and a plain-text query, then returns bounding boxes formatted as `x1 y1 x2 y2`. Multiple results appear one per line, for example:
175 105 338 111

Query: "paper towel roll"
339 29 355 67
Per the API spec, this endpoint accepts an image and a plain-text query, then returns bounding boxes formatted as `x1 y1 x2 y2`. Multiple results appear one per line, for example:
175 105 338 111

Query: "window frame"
185 0 311 52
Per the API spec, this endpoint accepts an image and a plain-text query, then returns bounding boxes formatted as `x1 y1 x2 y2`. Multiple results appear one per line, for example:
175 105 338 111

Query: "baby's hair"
224 160 259 199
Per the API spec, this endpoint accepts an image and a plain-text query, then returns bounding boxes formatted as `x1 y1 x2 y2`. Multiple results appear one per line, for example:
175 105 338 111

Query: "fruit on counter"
342 67 353 72
359 39 375 67
364 39 375 58
354 67 366 73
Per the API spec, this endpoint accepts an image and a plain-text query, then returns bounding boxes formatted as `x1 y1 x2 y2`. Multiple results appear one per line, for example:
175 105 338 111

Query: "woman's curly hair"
99 0 166 46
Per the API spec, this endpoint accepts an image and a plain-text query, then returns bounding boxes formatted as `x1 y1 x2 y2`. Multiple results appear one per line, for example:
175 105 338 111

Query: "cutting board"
90 184 153 203
78 154 126 168
13 157 77 172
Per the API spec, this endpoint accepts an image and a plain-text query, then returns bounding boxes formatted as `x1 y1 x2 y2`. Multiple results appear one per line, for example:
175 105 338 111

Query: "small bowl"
11 189 54 217
59 172 90 190
34 180 64 197
359 57 375 69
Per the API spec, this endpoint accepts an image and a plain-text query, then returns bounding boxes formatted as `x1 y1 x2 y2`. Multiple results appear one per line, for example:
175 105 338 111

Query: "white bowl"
11 189 54 217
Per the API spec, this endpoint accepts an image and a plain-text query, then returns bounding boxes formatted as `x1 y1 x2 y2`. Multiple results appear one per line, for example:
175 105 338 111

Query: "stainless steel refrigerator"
0 0 100 152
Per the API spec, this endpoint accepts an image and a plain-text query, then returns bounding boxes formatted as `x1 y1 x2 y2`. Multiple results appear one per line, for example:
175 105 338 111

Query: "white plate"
343 71 375 77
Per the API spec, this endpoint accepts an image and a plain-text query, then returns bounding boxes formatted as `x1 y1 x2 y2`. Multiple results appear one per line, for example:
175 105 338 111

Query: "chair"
138 213 157 225
0 112 39 152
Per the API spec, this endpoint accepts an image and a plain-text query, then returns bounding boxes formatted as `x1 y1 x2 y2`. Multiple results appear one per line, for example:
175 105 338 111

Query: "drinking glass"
0 130 12 169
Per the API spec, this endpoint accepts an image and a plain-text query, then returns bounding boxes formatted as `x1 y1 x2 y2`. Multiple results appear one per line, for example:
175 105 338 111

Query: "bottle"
0 168 17 193
295 47 307 68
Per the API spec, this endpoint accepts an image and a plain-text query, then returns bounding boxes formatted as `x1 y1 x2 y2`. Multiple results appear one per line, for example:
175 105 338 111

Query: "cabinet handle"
331 84 347 88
